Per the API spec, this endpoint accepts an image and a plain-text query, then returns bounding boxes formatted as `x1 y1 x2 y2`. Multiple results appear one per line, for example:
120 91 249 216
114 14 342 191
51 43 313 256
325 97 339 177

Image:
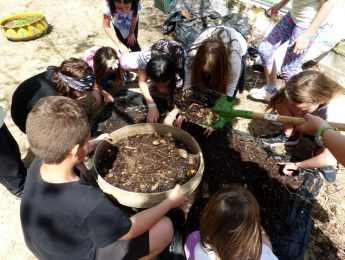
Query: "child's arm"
103 14 129 55
138 68 159 123
101 89 114 103
281 148 336 175
296 114 345 166
291 0 337 55
127 1 139 47
120 185 185 240
91 84 102 106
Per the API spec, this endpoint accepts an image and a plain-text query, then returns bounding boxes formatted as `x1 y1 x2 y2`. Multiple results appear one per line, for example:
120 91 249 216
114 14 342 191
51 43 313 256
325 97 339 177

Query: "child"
120 39 186 123
21 96 186 259
0 106 26 197
184 26 248 100
11 58 96 133
261 70 345 182
249 0 337 101
184 185 278 260
82 46 123 104
103 0 142 54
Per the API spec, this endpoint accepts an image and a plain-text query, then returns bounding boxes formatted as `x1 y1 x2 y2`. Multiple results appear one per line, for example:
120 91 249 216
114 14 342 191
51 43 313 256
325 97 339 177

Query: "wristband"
147 103 157 109
314 126 338 147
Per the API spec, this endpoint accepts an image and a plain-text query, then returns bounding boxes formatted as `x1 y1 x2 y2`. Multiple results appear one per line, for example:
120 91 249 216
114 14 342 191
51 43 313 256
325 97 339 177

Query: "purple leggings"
258 12 323 81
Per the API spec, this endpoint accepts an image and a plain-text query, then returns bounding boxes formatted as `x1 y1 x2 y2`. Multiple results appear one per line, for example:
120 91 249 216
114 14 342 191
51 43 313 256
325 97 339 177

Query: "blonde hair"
190 27 238 94
268 70 345 112
200 185 262 260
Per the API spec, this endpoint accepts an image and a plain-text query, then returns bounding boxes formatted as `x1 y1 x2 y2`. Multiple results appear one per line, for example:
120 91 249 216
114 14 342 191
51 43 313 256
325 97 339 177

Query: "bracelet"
147 103 157 109
314 126 338 147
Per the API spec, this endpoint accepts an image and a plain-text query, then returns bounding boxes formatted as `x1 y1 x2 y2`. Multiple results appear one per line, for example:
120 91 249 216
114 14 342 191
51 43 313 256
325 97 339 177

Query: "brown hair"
51 58 93 98
93 46 121 85
190 27 238 94
268 70 345 112
200 185 262 260
26 96 90 164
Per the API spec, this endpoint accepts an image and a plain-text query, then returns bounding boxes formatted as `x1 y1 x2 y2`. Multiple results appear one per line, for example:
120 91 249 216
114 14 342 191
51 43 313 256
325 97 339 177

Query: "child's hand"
175 115 185 129
266 4 281 17
127 33 136 47
290 34 310 55
119 44 129 55
147 107 159 123
103 91 115 103
203 127 215 137
166 185 186 208
163 113 176 126
95 133 111 141
279 162 299 175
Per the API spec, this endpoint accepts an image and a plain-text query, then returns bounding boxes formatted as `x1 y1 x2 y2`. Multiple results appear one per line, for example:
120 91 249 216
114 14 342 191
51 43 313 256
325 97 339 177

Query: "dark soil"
174 86 221 128
101 133 200 193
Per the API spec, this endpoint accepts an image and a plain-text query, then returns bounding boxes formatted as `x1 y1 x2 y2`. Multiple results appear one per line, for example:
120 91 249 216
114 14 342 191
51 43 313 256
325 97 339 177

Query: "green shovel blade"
211 95 254 129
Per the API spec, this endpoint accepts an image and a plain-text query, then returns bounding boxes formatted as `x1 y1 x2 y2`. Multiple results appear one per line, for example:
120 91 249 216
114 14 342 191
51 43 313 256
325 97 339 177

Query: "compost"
100 133 200 193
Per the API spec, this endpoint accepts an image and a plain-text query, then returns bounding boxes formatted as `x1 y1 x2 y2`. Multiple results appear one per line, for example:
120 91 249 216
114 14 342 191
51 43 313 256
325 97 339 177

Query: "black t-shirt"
11 67 58 133
20 159 131 260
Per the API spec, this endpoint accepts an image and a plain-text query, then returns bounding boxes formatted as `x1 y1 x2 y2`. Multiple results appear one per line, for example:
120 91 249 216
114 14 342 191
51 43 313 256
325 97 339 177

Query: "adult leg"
0 124 26 196
280 24 324 81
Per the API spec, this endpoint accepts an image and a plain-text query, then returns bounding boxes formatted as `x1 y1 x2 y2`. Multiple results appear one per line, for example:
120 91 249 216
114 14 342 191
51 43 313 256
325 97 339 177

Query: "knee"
258 40 274 57
149 217 173 250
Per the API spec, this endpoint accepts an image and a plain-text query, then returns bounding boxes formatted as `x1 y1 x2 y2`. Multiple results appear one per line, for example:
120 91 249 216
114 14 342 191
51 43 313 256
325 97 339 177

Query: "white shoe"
249 86 277 101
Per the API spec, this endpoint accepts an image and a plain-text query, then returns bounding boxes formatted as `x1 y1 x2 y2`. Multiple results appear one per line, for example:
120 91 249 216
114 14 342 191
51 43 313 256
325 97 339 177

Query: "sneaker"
249 85 277 101
261 131 300 146
318 166 337 183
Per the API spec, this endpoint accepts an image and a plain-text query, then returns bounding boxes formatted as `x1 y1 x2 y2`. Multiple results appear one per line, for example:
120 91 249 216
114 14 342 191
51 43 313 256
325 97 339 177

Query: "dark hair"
93 46 121 84
26 96 90 164
106 0 139 16
51 58 94 98
267 70 345 112
147 39 186 105
189 27 238 94
200 185 262 260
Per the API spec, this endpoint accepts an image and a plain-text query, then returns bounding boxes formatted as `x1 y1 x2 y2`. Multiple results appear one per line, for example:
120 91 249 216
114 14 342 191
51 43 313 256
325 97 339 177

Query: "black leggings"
0 124 26 195
114 19 141 52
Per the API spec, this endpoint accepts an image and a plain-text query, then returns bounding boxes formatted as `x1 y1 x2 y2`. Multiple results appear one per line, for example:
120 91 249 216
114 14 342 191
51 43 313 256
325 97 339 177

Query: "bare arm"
304 0 337 38
296 114 345 166
127 14 138 46
120 185 185 240
102 14 128 55
138 68 159 122
138 68 154 104
291 0 337 54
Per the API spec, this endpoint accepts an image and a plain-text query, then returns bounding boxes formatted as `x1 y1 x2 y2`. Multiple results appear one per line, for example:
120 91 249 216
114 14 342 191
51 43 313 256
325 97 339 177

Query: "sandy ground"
0 0 344 259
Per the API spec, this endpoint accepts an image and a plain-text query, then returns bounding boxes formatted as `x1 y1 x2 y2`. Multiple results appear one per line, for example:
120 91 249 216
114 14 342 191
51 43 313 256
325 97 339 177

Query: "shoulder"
261 243 278 260
137 44 153 69
194 242 216 260
102 0 111 16
325 95 345 123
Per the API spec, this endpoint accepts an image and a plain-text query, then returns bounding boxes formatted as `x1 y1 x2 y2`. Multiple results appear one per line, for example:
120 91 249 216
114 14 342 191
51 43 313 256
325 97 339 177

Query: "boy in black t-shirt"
20 96 186 260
